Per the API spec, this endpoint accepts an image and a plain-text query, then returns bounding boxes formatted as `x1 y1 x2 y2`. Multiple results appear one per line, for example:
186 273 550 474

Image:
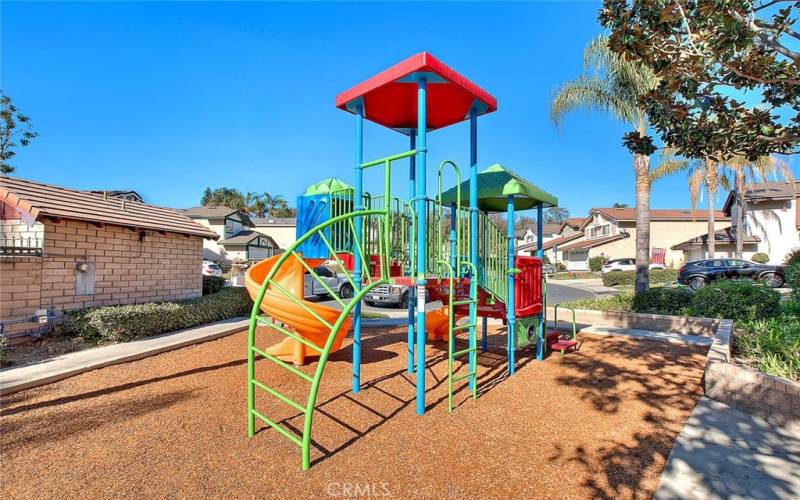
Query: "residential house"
671 227 761 262
252 217 297 251
184 206 279 263
87 190 144 203
516 223 561 256
0 176 217 334
557 208 728 271
717 181 799 264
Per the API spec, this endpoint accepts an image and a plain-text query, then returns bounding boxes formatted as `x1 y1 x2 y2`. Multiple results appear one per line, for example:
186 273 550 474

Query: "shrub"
588 256 607 272
734 314 800 381
556 262 567 272
784 247 800 266
690 280 780 321
203 275 225 295
780 300 800 318
787 262 800 301
602 268 678 287
64 287 253 343
751 252 770 264
631 287 694 316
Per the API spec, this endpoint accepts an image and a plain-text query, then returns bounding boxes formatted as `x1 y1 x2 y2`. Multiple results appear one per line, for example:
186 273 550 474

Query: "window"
590 224 610 238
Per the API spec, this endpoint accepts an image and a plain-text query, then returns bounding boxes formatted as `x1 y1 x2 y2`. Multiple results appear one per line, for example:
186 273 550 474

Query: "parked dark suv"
677 258 785 290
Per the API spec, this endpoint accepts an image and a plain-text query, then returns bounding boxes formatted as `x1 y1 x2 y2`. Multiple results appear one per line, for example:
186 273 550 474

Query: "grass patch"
561 293 633 311
360 311 390 319
551 271 601 280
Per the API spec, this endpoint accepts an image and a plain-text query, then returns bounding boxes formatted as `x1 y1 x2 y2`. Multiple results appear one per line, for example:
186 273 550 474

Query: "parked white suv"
602 258 665 273
202 260 223 277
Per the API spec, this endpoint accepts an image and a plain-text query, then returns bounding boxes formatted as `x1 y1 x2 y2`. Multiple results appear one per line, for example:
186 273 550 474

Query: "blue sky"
3 1 796 217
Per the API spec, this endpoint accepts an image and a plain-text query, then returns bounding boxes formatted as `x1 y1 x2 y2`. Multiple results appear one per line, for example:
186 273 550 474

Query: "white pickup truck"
304 266 354 299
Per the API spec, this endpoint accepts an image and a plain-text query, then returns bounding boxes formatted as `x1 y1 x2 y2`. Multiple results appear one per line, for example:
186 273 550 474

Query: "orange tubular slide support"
245 254 351 366
425 306 466 342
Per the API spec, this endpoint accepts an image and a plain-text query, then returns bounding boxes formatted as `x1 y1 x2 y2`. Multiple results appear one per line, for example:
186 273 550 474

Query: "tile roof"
221 230 278 246
560 218 586 231
671 227 761 250
585 208 729 226
516 232 584 252
0 176 217 239
722 180 799 214
541 223 562 235
559 233 628 251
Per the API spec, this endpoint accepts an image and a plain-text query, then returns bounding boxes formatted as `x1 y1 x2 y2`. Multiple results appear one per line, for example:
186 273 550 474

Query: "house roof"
559 233 628 251
722 180 799 214
0 176 218 239
580 208 729 229
560 218 586 232
220 230 278 247
335 52 497 134
183 206 254 227
86 190 144 202
671 227 761 250
252 217 296 227
517 231 584 252
541 223 562 235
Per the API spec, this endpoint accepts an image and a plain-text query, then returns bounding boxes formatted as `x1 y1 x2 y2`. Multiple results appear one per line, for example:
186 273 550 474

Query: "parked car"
543 263 556 277
677 258 785 290
602 258 665 273
304 266 354 299
364 283 410 309
202 260 223 277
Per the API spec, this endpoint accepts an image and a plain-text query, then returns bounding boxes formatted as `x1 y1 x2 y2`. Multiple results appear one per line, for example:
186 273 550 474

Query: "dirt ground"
1 326 707 499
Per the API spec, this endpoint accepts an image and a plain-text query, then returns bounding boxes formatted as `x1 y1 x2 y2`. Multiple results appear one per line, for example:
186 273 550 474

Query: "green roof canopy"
439 164 558 212
304 177 354 196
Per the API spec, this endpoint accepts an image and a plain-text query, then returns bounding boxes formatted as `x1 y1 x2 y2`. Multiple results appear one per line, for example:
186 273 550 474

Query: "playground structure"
245 53 565 470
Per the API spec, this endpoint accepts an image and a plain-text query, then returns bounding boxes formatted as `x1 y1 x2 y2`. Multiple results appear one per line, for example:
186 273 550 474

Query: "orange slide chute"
245 254 351 366
425 306 466 342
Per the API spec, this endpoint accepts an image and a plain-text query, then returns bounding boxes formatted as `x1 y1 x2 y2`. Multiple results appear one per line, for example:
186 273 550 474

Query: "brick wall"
1 218 203 321
704 320 800 427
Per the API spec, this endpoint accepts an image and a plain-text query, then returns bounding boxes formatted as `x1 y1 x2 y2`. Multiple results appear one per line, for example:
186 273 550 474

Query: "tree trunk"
734 169 745 259
705 158 717 258
634 153 651 294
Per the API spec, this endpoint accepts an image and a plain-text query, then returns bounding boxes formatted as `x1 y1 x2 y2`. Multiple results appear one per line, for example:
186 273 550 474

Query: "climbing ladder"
247 150 416 470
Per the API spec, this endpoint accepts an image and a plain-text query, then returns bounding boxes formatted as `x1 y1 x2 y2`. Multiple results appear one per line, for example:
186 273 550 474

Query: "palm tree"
551 36 658 293
245 192 266 217
262 192 289 218
653 153 792 258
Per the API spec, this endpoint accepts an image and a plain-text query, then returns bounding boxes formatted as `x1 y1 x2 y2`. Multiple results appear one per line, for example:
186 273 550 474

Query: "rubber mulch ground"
1 326 707 499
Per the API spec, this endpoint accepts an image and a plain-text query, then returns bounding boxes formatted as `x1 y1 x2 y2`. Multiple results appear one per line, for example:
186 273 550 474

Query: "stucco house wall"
734 198 799 264
253 224 295 250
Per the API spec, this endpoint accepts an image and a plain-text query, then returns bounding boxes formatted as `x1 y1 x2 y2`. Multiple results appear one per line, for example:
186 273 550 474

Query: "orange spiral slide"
425 306 466 342
245 254 351 366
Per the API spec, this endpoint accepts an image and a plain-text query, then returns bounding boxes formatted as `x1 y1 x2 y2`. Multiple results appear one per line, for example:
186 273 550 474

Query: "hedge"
631 287 694 316
691 280 780 322
602 268 678 287
787 262 800 301
203 275 226 295
588 256 607 272
751 252 769 264
63 287 253 343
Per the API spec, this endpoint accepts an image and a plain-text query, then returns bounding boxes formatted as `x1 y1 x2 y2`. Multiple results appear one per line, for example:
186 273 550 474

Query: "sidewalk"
550 277 618 296
0 317 249 395
655 397 800 500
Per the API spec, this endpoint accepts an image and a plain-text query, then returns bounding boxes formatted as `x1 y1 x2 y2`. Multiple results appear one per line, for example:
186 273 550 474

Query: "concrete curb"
0 317 249 395
580 325 713 346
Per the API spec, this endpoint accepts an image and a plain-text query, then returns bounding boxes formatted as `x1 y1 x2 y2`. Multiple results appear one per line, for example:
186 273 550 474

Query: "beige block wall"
0 218 203 320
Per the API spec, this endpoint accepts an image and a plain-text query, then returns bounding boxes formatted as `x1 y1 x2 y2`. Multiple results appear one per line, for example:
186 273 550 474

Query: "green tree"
0 93 38 175
261 192 290 217
543 206 570 224
612 202 629 208
551 36 658 294
600 0 800 160
200 187 247 211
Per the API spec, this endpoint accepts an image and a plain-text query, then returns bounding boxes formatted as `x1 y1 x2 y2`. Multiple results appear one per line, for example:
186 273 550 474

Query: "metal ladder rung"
453 299 477 306
453 372 476 383
453 323 476 332
251 409 303 448
251 379 307 413
251 346 313 383
257 316 323 354
453 346 477 357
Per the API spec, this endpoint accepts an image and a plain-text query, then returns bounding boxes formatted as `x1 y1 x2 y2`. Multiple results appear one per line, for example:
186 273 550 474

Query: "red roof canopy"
335 52 497 134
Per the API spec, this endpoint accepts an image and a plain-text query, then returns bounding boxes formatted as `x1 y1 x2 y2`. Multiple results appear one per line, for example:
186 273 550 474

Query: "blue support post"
353 104 364 393
536 204 545 361
450 202 457 271
468 107 478 388
415 78 428 415
407 131 416 374
481 316 488 352
507 195 516 375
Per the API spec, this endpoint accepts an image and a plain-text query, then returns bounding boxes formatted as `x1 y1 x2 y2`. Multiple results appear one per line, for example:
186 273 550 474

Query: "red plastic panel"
336 52 497 132
514 256 543 318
